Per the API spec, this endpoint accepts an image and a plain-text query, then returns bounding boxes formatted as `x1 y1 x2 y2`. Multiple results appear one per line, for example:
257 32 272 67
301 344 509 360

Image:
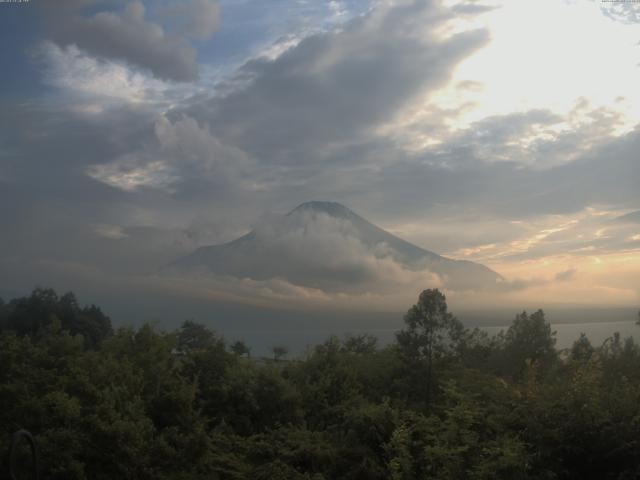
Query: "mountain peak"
288 201 356 218
170 201 503 292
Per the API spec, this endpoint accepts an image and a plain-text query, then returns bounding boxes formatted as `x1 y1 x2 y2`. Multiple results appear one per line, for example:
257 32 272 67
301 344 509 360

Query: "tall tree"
396 289 464 404
272 345 289 362
501 310 557 379
230 340 251 357
570 333 594 362
177 320 222 352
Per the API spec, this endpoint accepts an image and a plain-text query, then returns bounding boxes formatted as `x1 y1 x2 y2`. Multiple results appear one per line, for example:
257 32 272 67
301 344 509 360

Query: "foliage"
271 346 289 362
492 309 558 380
1 288 640 479
396 289 464 405
0 288 112 349
229 340 251 357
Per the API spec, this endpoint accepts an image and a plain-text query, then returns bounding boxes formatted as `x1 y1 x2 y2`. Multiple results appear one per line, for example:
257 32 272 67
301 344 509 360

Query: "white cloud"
378 0 640 165
36 42 172 106
457 0 640 124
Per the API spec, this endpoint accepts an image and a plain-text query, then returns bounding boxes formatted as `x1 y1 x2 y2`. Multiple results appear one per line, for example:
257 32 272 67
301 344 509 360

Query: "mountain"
168 201 503 292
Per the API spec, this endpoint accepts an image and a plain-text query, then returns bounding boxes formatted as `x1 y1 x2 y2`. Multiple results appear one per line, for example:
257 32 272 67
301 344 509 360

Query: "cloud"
35 41 172 106
555 268 577 282
43 1 217 81
382 98 627 169
92 224 129 240
87 158 178 192
445 207 640 264
599 1 640 24
169 209 446 295
451 2 497 15
87 114 253 192
161 0 220 41
183 0 490 165
2 0 639 318
616 211 640 224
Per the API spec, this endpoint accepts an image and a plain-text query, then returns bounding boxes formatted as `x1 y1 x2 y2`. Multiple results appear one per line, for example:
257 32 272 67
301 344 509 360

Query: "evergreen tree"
396 289 464 405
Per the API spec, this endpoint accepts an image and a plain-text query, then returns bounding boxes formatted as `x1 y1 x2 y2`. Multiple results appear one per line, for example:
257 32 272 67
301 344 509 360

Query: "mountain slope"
169 201 503 291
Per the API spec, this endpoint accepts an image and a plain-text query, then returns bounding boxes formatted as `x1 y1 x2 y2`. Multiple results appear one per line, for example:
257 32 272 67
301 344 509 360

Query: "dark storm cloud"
42 0 219 82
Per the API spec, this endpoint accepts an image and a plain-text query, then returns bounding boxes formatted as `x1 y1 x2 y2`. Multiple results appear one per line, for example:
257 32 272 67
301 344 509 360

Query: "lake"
225 319 639 357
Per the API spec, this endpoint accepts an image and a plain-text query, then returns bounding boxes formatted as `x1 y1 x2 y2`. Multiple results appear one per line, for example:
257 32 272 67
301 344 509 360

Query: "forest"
1 288 640 480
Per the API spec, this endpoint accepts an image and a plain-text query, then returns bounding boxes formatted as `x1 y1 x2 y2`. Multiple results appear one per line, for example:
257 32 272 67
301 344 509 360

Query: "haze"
1 0 639 326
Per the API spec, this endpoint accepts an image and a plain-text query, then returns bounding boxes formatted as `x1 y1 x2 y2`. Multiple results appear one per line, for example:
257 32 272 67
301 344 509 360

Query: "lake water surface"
226 320 639 357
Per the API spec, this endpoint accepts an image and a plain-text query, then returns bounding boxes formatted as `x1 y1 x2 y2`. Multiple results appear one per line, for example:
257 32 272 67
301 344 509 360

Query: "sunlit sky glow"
0 0 639 316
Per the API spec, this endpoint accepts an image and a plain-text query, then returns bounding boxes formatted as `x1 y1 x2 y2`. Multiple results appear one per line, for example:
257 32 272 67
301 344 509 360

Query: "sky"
1 0 639 323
